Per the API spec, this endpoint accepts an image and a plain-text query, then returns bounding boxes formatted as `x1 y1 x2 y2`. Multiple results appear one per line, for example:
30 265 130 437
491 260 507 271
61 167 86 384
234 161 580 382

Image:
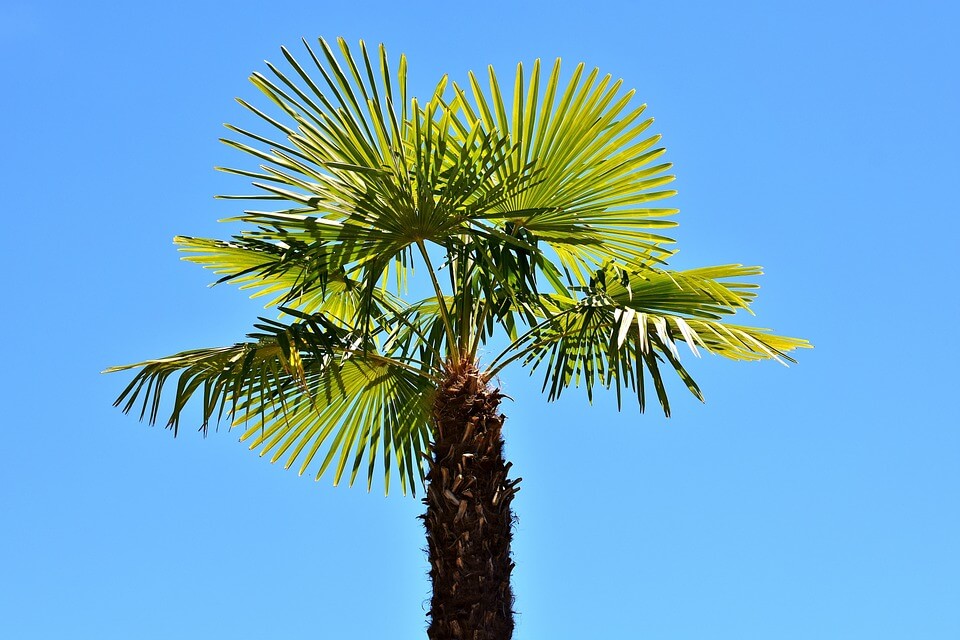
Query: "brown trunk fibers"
422 362 518 640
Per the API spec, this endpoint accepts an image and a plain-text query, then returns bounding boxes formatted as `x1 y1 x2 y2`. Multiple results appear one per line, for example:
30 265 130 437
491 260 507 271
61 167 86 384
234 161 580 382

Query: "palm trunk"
422 362 518 640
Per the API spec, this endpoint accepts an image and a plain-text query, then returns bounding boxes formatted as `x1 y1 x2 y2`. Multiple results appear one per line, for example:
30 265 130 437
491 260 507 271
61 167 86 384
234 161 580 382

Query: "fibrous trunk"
423 362 518 640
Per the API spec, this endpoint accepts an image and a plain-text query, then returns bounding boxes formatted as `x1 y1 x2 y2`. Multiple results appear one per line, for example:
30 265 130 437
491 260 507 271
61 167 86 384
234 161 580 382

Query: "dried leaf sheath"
423 363 517 640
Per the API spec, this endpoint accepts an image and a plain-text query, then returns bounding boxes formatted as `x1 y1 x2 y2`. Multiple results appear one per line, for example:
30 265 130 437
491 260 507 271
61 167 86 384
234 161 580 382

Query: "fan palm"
107 38 809 640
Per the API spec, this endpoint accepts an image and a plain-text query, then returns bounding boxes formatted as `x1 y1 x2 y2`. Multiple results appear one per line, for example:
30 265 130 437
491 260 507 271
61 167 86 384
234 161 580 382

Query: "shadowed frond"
106 311 435 493
487 264 810 415
173 235 411 328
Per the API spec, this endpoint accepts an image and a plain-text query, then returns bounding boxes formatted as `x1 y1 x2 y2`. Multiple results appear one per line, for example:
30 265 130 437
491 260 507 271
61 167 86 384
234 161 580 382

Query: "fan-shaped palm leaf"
107 307 436 494
443 59 681 285
486 263 809 415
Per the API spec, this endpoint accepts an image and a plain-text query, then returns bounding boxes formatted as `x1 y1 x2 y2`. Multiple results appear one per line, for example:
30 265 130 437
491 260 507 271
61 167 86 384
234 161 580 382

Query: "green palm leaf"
217 38 544 323
445 59 680 284
106 310 435 494
234 356 431 494
487 263 810 415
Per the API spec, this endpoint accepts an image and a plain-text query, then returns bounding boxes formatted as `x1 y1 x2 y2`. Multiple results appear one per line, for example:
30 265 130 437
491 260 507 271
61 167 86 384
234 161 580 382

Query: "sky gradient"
2 1 957 638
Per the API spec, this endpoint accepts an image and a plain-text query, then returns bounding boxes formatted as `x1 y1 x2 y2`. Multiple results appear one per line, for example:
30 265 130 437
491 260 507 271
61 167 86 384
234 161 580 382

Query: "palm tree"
107 38 809 640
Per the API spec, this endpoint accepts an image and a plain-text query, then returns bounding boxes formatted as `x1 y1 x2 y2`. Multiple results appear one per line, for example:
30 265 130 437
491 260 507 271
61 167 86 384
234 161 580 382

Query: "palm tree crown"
108 37 809 495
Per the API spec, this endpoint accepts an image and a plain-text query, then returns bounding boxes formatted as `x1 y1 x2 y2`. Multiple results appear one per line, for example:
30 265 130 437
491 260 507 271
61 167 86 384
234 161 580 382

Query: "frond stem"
484 305 580 379
468 298 489 360
416 240 460 362
458 252 478 359
361 353 443 384
382 305 447 366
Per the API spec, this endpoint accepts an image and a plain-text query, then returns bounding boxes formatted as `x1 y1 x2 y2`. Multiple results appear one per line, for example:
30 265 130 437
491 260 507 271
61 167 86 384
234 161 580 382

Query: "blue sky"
2 1 957 638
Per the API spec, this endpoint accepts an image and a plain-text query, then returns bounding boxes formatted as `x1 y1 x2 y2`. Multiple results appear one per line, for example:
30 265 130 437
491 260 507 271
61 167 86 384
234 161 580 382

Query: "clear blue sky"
2 1 957 638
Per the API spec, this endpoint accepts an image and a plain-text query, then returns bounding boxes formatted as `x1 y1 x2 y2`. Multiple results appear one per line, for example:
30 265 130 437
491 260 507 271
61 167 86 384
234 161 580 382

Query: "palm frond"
234 356 431 495
172 235 414 329
106 312 435 493
445 59 680 285
487 264 810 415
217 38 545 328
